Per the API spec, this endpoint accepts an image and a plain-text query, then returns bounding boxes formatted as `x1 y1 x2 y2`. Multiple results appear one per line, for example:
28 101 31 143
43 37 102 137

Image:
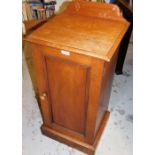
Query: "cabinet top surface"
27 1 129 61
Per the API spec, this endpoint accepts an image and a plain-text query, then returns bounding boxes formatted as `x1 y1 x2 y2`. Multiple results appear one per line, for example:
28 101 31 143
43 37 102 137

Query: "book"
36 8 46 19
25 2 33 20
22 3 28 21
29 2 43 19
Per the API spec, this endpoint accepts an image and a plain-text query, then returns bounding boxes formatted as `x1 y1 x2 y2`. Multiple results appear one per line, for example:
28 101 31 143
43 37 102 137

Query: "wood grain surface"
25 0 129 62
26 1 129 154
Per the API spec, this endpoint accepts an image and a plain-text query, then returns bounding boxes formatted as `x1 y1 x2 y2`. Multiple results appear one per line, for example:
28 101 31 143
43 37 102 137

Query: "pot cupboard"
25 1 129 154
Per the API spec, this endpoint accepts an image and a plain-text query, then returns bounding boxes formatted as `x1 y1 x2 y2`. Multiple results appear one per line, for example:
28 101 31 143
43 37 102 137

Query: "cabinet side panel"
95 49 119 134
45 56 89 135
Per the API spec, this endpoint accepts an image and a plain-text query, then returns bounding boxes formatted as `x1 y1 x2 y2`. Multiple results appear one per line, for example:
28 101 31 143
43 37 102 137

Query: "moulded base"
41 111 110 155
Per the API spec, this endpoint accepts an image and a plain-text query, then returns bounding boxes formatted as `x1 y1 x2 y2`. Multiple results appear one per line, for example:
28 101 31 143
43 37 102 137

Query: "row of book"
22 0 56 21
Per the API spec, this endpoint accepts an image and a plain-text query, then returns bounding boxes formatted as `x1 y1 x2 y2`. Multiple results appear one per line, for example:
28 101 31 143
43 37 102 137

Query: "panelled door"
32 44 92 139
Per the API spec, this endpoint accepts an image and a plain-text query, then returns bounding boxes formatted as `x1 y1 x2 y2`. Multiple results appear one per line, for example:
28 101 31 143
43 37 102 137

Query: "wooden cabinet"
25 1 129 154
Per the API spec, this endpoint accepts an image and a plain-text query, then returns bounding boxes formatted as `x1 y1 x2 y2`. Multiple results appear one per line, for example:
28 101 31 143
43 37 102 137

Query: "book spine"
42 9 46 20
34 10 38 19
37 10 40 19
25 3 33 20
45 9 49 18
40 10 43 19
22 3 28 21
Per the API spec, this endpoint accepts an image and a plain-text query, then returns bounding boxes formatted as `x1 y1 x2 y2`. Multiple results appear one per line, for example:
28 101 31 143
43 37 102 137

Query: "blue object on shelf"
109 0 116 3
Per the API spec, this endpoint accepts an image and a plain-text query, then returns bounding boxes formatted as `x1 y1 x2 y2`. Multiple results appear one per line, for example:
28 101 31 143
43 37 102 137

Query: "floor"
22 43 133 155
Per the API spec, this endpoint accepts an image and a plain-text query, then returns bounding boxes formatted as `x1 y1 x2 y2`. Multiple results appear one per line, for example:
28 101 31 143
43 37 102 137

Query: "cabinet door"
46 56 90 134
32 45 91 138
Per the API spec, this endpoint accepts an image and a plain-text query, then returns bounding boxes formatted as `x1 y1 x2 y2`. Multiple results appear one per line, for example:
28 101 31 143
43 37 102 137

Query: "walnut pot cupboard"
25 1 129 154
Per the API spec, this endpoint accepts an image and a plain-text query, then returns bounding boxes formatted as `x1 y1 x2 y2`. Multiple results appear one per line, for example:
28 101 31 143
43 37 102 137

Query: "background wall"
55 0 110 13
55 0 71 12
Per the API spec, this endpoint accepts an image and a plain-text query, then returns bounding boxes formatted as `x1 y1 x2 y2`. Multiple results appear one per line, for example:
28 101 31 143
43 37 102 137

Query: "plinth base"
41 111 110 155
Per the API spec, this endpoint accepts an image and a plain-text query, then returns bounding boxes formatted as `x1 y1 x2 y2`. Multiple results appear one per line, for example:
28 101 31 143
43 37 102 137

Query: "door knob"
40 93 47 100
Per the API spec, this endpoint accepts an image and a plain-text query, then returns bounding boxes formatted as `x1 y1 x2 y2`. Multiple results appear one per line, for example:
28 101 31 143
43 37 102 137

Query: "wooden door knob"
40 93 47 100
